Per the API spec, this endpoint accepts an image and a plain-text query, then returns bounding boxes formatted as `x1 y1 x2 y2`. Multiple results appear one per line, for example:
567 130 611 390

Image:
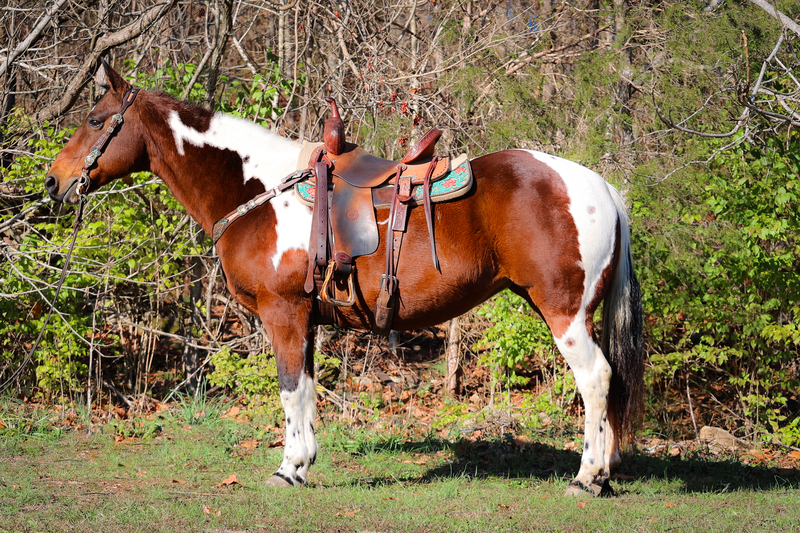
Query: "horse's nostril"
44 175 57 193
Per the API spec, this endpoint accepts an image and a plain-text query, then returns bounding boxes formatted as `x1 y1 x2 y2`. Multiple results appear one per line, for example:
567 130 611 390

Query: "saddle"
301 98 472 334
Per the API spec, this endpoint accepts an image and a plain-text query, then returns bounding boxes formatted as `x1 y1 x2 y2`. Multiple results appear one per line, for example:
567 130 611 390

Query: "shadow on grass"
324 434 800 494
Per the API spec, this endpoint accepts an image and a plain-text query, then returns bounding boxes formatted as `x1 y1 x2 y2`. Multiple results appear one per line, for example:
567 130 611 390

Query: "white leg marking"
274 371 318 485
555 318 612 484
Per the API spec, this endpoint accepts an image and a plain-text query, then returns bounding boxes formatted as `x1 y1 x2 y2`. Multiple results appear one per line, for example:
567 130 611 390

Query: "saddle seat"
304 98 472 335
328 126 445 188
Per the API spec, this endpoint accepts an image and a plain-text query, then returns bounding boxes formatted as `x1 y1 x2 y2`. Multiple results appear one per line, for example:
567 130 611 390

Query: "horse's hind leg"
551 315 618 496
259 299 318 487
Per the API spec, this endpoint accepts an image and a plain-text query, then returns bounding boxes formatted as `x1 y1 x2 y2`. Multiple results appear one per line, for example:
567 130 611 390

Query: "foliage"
474 290 555 388
634 132 800 444
111 416 162 439
207 347 280 412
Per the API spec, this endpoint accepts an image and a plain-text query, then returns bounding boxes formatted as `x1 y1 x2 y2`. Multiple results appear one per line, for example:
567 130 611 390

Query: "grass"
1 399 799 532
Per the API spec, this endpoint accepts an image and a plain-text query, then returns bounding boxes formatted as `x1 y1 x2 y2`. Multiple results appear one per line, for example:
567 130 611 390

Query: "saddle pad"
294 159 473 208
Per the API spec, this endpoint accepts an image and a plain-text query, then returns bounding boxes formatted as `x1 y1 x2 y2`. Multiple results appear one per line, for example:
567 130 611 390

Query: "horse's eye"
88 117 103 129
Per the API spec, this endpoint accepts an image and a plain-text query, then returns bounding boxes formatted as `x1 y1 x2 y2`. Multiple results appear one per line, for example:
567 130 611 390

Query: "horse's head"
46 61 146 204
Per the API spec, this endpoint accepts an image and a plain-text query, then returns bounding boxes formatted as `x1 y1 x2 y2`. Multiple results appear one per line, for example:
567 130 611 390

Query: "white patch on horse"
527 150 617 309
167 110 301 189
167 111 311 269
524 150 620 486
270 198 312 271
274 370 318 485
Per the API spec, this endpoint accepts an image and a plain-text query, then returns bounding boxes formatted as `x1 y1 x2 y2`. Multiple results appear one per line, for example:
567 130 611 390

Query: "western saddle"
211 97 472 335
305 98 471 334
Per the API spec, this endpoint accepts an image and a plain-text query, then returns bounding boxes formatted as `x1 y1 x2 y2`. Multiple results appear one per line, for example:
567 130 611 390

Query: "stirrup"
319 260 356 307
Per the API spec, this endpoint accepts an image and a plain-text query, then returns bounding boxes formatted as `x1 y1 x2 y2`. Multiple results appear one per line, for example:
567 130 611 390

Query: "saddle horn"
324 97 346 156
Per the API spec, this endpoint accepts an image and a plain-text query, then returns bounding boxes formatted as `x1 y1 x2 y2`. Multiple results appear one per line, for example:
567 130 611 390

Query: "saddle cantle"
301 98 472 334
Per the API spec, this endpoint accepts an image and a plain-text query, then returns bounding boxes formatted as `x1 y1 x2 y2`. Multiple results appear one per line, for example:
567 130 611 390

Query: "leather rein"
0 85 140 394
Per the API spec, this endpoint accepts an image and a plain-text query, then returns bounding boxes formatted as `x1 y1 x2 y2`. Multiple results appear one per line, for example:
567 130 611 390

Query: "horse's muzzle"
45 174 81 204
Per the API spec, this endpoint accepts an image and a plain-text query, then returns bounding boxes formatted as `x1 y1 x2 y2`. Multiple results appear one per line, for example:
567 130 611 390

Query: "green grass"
1 403 799 532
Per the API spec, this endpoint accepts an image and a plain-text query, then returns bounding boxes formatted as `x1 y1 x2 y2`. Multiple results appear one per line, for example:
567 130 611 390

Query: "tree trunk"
445 317 461 397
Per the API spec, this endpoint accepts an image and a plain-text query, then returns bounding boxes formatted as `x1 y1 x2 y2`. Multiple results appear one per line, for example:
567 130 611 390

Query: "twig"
686 378 700 443
102 379 133 408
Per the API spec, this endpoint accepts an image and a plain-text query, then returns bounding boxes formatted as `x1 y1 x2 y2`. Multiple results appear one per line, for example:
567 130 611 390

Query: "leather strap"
314 159 330 269
212 169 310 243
78 86 140 197
422 157 440 271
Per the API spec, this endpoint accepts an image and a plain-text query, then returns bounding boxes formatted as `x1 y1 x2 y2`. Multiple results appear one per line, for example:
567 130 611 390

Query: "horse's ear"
95 59 127 95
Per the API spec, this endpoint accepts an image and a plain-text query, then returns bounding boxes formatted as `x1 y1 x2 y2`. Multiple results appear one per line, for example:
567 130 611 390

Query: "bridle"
0 84 140 394
76 85 140 198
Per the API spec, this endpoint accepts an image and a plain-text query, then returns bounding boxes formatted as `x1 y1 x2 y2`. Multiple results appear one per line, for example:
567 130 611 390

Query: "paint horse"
46 62 644 496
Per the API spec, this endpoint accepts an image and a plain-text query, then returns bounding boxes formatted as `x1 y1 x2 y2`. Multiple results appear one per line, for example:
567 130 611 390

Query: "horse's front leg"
259 297 318 487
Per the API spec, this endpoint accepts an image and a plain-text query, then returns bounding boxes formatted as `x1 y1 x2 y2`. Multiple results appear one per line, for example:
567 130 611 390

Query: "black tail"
602 186 645 441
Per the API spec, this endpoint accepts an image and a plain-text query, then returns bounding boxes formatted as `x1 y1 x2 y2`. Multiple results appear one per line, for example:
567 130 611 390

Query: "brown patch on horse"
480 151 584 339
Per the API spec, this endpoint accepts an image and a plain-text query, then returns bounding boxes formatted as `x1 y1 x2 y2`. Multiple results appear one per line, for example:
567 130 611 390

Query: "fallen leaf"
498 503 510 509
222 406 240 419
172 479 187 485
514 435 531 447
335 509 360 518
136 470 146 476
114 435 124 443
664 501 677 508
267 438 285 448
11 485 20 489
216 473 242 488
748 449 767 461
577 501 587 508
239 438 259 451
0 418 5 429
202 504 222 516
564 442 578 451
787 450 800 460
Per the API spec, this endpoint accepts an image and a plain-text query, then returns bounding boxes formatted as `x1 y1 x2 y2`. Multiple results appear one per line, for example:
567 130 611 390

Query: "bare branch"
747 0 800 38
33 0 178 123
0 0 69 79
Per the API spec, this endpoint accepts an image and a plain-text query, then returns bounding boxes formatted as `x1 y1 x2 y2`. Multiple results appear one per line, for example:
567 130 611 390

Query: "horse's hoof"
265 474 294 488
590 478 614 497
564 482 585 497
564 478 614 497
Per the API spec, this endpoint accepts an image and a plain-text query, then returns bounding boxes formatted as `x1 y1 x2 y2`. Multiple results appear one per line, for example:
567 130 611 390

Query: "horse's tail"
602 184 645 442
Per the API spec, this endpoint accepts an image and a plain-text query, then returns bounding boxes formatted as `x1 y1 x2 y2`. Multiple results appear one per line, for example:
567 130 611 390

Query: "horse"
46 61 644 496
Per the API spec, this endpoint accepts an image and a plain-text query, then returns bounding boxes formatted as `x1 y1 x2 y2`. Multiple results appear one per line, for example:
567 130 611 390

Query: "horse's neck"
144 97 304 233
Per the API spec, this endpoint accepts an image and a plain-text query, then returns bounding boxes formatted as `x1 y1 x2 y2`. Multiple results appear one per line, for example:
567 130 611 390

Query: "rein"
0 198 87 393
0 85 140 394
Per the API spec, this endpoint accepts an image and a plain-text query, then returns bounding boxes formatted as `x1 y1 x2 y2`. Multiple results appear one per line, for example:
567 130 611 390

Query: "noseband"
77 85 140 198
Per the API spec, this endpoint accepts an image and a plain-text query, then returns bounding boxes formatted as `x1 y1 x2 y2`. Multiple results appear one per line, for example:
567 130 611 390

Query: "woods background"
1 0 799 447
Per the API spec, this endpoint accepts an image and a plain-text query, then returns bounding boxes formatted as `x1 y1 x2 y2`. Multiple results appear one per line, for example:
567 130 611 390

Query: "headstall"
77 85 140 198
